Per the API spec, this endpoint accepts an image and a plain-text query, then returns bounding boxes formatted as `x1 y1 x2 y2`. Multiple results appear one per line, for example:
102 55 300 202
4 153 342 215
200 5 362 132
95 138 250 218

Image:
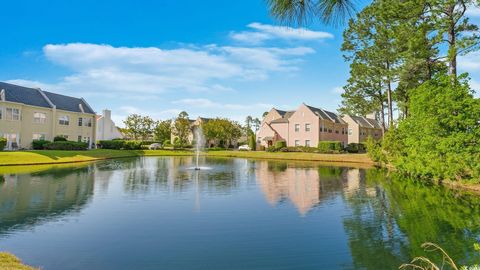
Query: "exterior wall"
318 119 348 146
358 127 382 143
342 115 360 144
287 104 320 147
262 108 283 124
256 122 276 147
96 110 123 141
0 100 96 149
270 122 288 142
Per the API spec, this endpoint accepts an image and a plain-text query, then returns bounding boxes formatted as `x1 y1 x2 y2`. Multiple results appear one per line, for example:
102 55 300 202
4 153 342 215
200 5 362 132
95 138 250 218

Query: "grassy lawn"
0 149 374 167
0 253 37 270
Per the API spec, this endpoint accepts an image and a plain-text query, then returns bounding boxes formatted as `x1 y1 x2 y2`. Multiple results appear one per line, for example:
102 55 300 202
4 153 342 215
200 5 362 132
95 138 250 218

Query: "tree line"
121 111 262 149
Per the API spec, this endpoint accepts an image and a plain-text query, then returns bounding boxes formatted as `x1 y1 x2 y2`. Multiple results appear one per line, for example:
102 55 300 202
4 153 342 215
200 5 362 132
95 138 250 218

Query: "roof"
0 82 52 109
305 104 345 124
0 82 95 114
270 118 289 124
350 115 382 129
275 109 295 119
44 91 95 114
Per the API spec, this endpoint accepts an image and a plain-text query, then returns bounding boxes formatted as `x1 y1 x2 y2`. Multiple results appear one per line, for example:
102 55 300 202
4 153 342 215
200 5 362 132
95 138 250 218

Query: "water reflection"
0 157 479 269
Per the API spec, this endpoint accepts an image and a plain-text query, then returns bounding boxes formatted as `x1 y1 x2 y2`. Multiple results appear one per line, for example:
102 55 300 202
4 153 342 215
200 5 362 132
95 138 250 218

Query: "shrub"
318 141 343 153
32 140 51 150
207 147 227 151
98 140 142 150
44 141 88 150
0 138 6 151
346 143 366 153
53 136 67 142
258 145 266 151
266 146 277 152
163 139 171 146
248 135 256 151
274 140 287 149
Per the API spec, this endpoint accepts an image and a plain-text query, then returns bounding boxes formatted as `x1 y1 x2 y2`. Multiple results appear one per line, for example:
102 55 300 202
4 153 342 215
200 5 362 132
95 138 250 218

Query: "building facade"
96 109 124 141
341 115 383 144
257 103 382 148
0 82 96 149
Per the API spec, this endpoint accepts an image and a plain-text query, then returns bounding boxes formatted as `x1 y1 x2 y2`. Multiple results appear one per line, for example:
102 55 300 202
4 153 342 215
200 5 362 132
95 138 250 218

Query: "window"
59 115 69 125
348 129 353 135
6 108 20 121
305 123 311 132
342 127 345 135
305 140 311 147
84 118 92 127
83 136 91 145
78 117 83 126
78 135 82 142
320 124 324 132
33 133 46 141
328 128 332 133
33 112 46 124
0 107 3 120
295 124 300 132
295 140 300 147
335 129 339 134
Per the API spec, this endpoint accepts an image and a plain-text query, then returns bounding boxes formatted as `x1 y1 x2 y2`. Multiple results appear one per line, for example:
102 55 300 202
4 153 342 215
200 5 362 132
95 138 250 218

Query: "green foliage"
248 134 256 151
98 140 142 150
53 136 67 142
365 136 386 163
123 114 155 140
318 141 343 153
384 74 480 181
274 140 287 149
0 138 6 151
44 141 88 150
153 119 171 144
202 118 243 147
0 252 38 270
346 142 366 153
32 140 51 150
172 111 191 146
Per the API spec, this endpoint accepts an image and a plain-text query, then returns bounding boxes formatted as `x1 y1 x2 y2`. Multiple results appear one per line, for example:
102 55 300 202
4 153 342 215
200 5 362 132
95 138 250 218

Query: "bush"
346 143 366 153
98 140 142 150
163 139 171 146
286 146 319 153
365 137 386 163
207 147 227 151
53 136 67 142
0 138 6 151
44 141 88 150
318 141 343 153
266 146 277 152
258 145 266 151
274 140 287 149
248 135 256 151
32 140 51 150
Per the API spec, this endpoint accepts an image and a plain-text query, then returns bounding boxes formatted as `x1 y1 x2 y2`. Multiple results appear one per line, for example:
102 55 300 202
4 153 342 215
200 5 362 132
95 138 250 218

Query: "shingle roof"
350 115 382 129
0 82 95 114
0 82 52 109
305 104 345 124
43 91 95 114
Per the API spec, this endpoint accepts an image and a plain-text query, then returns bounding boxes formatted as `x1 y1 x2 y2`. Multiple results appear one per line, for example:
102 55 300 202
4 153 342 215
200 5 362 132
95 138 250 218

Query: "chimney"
103 109 111 120
366 112 377 120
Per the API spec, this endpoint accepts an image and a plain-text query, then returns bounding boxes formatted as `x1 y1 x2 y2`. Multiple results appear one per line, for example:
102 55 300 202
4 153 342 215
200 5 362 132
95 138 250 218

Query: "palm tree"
265 0 356 26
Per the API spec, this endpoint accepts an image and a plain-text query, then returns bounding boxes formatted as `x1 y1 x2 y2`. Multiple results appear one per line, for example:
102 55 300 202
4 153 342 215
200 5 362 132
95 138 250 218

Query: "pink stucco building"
256 103 383 148
256 103 349 148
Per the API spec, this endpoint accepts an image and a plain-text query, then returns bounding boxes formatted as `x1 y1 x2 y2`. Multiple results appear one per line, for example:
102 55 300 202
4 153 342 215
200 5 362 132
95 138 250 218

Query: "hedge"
32 140 51 150
44 141 88 150
0 138 6 151
53 136 67 142
318 141 343 153
274 140 287 149
98 140 142 150
346 143 366 153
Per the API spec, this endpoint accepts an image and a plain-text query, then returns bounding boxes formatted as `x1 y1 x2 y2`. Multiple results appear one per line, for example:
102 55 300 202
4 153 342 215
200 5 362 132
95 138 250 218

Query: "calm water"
1 156 479 270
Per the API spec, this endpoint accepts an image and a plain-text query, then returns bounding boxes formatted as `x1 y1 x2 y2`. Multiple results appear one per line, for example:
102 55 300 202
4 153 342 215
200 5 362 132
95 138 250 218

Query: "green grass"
0 253 37 270
0 149 374 167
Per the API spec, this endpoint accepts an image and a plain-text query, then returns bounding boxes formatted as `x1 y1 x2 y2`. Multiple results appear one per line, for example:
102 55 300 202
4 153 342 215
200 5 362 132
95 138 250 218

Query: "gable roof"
349 115 382 129
43 91 95 114
0 82 53 109
304 104 345 124
0 82 95 114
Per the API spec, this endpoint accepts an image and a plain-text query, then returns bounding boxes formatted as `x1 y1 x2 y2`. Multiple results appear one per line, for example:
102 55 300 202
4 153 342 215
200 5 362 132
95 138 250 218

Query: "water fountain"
192 126 207 170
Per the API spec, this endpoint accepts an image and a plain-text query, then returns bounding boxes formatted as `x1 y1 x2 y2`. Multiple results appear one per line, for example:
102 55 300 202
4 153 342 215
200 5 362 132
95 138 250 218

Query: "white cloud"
231 22 333 44
11 42 315 97
172 98 273 111
459 51 480 72
466 5 480 17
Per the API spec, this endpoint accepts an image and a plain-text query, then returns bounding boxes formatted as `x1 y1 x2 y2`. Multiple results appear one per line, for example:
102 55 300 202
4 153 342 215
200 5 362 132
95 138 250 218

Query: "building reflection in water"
255 161 376 215
0 165 95 236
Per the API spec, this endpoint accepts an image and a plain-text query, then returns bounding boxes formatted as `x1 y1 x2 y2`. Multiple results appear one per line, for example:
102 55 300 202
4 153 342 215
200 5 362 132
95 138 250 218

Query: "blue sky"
1 0 479 126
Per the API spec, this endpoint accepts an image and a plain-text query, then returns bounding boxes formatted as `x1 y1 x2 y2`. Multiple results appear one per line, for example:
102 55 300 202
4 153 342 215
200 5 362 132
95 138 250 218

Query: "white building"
96 109 123 141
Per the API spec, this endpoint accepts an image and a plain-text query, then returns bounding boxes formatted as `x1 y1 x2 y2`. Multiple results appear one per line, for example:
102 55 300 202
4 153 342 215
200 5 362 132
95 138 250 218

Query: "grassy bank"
0 149 374 167
0 253 37 270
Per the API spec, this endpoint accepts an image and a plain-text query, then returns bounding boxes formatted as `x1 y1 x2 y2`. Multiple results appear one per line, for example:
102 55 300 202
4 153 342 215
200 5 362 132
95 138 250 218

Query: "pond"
0 156 479 270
